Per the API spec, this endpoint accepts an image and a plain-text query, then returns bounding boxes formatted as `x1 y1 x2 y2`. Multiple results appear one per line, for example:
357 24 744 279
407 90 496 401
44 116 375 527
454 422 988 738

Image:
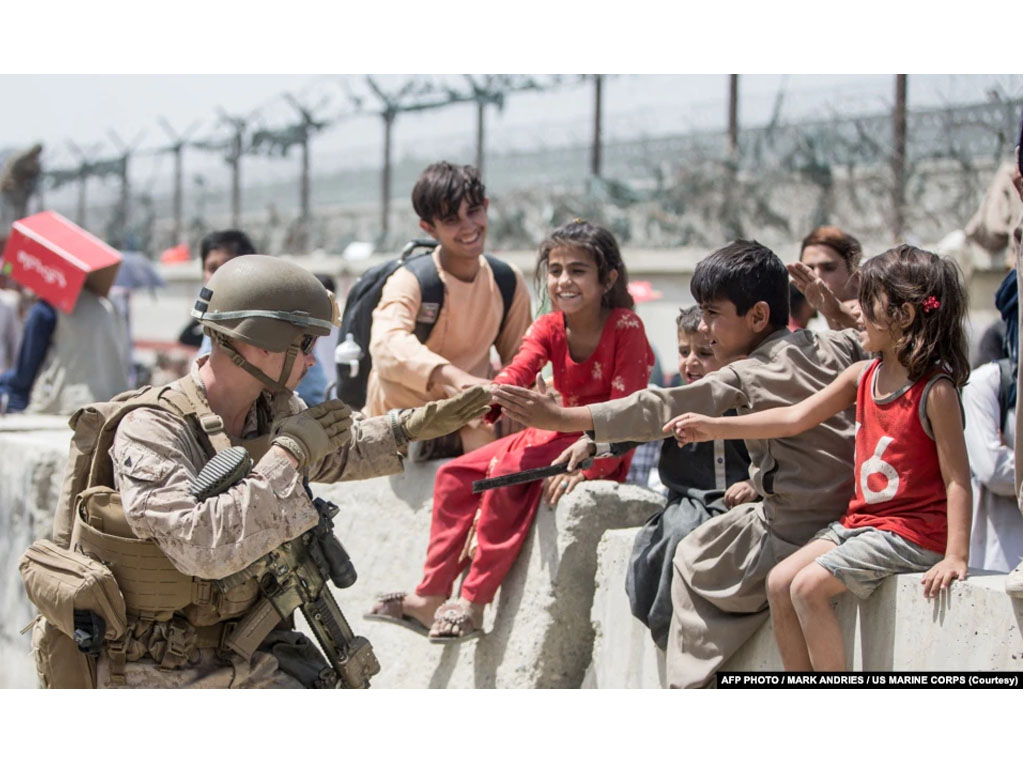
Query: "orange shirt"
364 248 531 415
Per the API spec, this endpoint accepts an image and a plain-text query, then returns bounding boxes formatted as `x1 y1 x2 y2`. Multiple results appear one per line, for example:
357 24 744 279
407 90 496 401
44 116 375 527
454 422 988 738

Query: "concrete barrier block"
584 528 665 689
0 424 72 688
589 526 1023 686
311 465 664 688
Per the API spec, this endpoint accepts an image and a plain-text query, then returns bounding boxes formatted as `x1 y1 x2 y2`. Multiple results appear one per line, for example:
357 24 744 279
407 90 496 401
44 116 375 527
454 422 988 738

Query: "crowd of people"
7 145 1023 688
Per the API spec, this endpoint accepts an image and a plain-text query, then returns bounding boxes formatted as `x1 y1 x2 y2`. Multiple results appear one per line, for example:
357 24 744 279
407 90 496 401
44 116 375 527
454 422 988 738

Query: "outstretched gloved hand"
402 385 492 442
272 399 353 470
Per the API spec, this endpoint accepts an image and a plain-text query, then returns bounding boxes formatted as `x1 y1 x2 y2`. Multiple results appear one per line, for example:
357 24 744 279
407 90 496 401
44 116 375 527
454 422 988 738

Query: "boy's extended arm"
667 360 864 442
920 380 972 598
491 384 595 432
494 368 745 439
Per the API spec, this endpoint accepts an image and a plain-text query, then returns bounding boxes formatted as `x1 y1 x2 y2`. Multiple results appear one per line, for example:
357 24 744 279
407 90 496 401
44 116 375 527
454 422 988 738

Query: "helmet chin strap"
212 333 300 394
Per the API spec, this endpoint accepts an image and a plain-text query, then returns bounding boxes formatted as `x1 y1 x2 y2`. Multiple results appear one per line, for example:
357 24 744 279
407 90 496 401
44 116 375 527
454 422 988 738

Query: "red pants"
415 428 582 605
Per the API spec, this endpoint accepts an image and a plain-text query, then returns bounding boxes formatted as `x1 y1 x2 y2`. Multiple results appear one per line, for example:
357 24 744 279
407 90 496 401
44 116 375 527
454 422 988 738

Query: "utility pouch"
19 539 128 647
28 616 96 689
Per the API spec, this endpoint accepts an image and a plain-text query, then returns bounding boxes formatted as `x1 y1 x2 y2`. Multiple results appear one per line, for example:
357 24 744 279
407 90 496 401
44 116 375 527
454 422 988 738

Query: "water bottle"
334 332 362 379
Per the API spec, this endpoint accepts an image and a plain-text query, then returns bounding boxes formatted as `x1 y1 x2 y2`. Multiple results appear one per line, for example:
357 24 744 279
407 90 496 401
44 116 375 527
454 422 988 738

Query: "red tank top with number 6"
840 358 950 554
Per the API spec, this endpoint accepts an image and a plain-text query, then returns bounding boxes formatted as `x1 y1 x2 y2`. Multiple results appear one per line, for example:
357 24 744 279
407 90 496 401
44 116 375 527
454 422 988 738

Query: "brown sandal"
363 592 430 637
428 602 484 645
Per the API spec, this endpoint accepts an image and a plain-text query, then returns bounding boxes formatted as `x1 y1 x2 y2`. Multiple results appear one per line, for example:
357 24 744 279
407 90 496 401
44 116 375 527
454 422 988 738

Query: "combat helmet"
191 254 339 392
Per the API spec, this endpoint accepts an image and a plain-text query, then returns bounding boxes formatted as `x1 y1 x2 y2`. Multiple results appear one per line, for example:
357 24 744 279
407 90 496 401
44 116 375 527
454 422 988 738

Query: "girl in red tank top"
667 245 972 671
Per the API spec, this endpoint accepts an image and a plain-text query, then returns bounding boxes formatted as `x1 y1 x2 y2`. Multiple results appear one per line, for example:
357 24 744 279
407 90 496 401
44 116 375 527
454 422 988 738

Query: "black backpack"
335 239 517 409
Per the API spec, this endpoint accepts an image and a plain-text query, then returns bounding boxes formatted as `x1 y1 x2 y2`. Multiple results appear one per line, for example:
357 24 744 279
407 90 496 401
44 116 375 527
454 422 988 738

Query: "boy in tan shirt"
364 162 531 455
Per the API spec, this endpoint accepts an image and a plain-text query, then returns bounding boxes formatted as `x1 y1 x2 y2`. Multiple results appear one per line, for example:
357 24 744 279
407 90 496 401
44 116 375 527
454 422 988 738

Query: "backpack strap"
484 254 517 336
403 251 518 346
403 252 445 344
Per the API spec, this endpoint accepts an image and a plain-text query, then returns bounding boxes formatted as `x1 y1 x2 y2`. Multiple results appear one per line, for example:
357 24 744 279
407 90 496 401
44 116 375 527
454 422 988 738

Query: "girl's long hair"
536 219 634 310
858 245 969 387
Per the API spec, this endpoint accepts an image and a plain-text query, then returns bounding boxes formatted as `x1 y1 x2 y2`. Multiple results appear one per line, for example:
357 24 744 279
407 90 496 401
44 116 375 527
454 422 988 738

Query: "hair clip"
922 296 940 314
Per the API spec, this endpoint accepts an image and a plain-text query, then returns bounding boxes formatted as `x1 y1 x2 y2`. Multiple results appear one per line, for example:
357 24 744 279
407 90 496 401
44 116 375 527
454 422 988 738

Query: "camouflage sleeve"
110 407 319 580
307 412 405 483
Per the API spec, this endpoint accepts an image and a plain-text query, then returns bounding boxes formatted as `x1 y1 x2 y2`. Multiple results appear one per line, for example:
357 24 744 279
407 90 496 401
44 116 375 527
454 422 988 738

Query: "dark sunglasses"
298 334 317 355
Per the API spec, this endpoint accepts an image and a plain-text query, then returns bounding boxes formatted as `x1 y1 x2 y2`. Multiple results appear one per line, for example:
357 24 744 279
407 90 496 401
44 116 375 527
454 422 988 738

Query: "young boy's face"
419 197 489 262
677 327 721 384
699 298 764 360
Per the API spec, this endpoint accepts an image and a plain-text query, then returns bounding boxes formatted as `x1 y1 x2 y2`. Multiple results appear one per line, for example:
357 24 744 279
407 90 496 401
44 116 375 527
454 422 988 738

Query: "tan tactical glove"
272 399 353 471
402 385 492 442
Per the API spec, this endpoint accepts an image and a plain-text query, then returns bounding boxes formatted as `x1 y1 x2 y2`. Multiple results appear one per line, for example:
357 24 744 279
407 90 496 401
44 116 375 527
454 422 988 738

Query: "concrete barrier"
0 415 71 689
0 420 665 688
586 528 1024 688
308 466 664 688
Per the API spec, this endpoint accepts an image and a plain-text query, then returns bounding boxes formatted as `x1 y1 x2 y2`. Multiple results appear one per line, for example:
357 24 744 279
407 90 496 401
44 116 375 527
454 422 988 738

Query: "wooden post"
119 154 130 245
230 130 241 228
77 170 87 228
380 110 394 242
476 99 486 177
591 74 603 177
728 74 740 156
299 135 310 252
171 145 183 245
892 74 907 241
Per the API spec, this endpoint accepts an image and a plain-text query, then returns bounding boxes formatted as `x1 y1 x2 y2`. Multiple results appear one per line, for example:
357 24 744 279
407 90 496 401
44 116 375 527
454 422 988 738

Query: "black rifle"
472 441 635 493
199 448 379 688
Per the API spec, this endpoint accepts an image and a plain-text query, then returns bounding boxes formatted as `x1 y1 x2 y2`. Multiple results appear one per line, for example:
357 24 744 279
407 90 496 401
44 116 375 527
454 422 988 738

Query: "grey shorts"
813 522 944 600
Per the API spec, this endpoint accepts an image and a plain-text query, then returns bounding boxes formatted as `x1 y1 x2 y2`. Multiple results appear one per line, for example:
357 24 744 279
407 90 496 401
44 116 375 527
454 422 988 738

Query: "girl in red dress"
668 245 971 672
367 220 654 641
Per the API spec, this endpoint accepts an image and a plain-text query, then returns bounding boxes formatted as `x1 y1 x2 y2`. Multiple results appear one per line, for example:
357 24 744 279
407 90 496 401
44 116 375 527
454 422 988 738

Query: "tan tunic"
364 248 531 447
101 361 404 687
588 328 867 687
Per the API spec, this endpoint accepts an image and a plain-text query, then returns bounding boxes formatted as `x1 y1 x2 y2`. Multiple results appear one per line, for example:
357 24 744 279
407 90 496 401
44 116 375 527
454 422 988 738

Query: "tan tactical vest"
33 374 279 684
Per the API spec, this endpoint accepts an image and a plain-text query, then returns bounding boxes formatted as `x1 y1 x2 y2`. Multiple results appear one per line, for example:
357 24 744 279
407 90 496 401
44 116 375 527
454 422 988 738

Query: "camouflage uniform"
97 359 403 688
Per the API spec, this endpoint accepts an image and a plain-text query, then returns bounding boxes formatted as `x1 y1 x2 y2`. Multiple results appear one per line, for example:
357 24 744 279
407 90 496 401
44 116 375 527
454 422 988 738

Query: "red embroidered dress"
415 308 655 604
840 359 952 554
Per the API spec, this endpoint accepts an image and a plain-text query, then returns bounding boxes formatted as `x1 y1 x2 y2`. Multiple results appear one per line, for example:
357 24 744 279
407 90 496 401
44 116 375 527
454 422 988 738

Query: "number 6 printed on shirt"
860 435 899 503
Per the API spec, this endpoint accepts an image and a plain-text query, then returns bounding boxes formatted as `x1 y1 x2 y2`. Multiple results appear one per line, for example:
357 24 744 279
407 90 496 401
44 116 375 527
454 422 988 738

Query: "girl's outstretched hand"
543 470 585 506
663 412 718 445
920 556 968 599
552 435 596 472
492 374 565 431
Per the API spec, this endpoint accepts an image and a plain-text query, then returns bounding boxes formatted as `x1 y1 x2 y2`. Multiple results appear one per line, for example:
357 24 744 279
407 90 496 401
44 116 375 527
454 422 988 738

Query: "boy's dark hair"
690 240 789 328
200 230 255 265
676 305 702 334
411 162 486 223
800 226 863 272
859 245 969 388
537 219 634 310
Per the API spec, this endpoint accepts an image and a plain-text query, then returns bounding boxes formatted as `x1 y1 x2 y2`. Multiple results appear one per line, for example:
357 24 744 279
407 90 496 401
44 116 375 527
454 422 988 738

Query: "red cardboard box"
1 211 122 314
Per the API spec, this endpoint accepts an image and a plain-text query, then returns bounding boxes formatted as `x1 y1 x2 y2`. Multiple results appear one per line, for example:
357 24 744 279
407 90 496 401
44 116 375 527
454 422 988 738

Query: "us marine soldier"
78 255 489 688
